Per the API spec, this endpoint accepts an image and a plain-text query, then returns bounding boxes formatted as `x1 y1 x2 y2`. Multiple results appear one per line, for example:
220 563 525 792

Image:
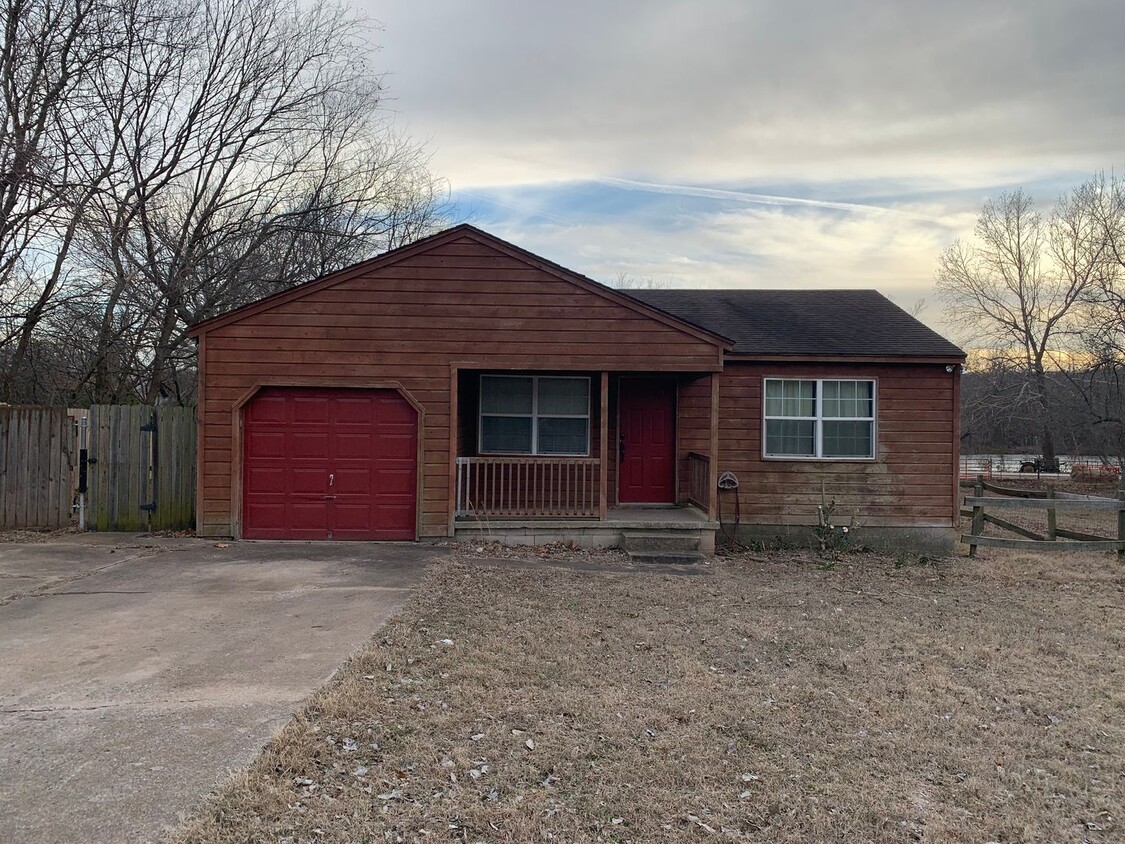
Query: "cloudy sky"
360 0 1125 336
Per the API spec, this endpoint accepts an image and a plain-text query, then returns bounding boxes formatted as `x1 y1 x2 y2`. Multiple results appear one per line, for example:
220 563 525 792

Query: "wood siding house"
189 225 965 553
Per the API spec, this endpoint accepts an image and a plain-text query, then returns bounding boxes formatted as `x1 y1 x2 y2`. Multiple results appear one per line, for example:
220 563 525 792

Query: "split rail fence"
0 404 195 532
960 475 1125 556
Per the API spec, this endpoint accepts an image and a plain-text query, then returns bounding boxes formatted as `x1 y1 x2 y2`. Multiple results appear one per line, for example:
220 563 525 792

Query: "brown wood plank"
961 535 1124 551
963 496 1125 511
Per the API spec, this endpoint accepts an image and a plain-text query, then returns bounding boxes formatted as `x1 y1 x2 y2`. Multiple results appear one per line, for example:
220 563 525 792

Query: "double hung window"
479 375 591 456
763 378 875 459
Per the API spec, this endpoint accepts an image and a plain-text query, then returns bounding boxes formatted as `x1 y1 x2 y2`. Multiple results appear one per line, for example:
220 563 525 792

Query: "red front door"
243 387 417 540
618 378 676 504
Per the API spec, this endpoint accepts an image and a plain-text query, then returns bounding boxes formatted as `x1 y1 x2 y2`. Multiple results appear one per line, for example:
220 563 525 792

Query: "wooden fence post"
1046 484 1057 541
1118 476 1124 558
968 474 985 557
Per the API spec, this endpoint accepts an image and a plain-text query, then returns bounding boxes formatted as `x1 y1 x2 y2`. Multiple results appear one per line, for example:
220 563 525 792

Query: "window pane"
764 380 784 417
765 419 815 456
537 417 589 455
538 378 589 416
823 381 873 418
480 376 533 414
765 379 815 417
823 420 874 458
481 416 532 453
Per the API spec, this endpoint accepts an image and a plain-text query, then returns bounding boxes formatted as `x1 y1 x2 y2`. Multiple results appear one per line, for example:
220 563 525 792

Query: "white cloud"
356 1 1124 336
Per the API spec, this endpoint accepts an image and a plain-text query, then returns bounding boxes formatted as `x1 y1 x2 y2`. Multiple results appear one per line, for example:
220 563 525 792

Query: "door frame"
231 380 425 540
615 375 678 505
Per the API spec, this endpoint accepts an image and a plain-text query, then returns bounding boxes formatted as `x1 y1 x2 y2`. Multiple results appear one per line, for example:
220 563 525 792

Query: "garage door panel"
335 431 375 460
292 396 332 424
332 503 374 531
288 500 331 531
245 395 288 423
245 466 286 492
243 387 418 540
335 396 376 423
245 430 286 458
244 502 286 534
375 466 415 495
290 431 330 459
333 468 372 495
290 467 328 495
376 430 416 457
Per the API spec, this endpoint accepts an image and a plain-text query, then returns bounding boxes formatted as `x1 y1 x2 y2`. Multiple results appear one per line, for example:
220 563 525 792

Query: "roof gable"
188 224 732 349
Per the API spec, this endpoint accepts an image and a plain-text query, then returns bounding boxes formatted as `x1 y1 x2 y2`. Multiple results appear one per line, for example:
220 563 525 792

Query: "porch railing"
456 456 600 519
687 451 710 510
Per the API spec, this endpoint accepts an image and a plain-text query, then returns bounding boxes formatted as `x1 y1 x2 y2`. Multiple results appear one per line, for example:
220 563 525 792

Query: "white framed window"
479 375 591 456
763 378 876 459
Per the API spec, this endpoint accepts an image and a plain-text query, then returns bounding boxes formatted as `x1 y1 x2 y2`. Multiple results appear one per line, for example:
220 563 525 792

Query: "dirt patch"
0 526 80 543
173 548 1125 843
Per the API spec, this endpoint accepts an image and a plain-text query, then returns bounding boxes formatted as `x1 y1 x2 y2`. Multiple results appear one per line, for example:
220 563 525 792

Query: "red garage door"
243 388 417 540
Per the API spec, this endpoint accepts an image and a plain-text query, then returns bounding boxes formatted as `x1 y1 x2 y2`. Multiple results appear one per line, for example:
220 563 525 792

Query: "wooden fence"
0 407 75 530
87 405 196 531
0 404 195 532
960 475 1125 555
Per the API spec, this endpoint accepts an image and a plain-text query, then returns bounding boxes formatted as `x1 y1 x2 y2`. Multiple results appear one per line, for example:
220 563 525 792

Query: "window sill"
762 454 878 463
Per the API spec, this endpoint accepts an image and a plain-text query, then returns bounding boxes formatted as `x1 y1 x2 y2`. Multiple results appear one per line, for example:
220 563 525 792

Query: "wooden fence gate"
87 405 196 531
0 407 76 530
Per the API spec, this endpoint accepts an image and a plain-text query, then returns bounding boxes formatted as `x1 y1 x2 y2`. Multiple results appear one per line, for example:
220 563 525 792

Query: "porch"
450 369 720 554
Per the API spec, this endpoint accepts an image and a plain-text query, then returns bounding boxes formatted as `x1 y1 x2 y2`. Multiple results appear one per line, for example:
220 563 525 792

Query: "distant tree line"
960 366 1124 463
0 0 446 407
938 175 1125 468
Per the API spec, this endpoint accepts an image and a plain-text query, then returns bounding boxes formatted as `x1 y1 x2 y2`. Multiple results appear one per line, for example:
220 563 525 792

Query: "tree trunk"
1033 368 1059 471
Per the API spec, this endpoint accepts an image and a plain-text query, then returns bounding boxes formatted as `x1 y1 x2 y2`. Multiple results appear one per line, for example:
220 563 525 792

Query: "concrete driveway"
0 534 440 844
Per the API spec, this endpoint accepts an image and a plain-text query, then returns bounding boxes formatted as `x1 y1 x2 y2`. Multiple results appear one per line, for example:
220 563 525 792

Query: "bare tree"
0 0 135 399
1065 173 1125 465
936 189 1101 470
0 0 446 405
609 272 668 290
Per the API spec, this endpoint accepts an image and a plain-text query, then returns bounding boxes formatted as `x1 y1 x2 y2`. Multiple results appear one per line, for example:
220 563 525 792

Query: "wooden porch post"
447 364 459 536
708 371 720 520
599 371 609 520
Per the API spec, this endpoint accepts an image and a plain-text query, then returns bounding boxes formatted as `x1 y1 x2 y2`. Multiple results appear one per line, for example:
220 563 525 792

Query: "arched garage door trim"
230 380 425 540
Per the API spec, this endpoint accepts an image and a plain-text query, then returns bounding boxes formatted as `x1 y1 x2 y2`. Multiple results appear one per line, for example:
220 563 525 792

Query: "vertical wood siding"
0 407 74 530
197 236 721 537
716 362 959 527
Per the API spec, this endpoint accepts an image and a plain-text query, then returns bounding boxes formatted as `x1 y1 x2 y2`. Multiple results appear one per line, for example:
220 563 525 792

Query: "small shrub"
814 495 860 559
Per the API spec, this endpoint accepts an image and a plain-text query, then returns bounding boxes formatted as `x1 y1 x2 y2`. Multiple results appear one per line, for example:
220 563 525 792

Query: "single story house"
189 224 965 554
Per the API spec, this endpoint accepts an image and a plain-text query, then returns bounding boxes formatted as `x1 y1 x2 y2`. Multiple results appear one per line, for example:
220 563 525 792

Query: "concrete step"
619 529 702 553
626 550 708 565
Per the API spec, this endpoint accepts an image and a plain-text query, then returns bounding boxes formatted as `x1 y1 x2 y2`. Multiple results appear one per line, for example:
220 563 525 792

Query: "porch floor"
605 505 710 525
454 504 712 529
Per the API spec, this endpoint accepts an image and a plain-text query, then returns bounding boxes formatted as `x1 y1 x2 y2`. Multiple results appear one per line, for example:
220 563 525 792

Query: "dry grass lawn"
174 546 1124 843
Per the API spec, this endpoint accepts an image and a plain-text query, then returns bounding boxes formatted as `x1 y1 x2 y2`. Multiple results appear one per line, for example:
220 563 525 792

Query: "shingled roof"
625 289 964 359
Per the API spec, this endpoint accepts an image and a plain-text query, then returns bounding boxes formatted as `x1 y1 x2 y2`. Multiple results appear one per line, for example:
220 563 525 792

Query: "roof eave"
724 352 967 365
